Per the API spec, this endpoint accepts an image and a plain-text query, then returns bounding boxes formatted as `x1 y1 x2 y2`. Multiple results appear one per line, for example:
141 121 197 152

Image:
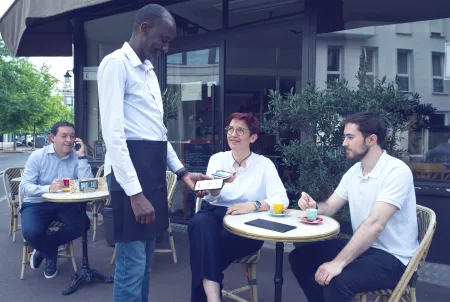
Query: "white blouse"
203 151 289 208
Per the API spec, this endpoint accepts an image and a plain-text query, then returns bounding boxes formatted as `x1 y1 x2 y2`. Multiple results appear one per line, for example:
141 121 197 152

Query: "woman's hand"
222 171 237 184
226 202 255 215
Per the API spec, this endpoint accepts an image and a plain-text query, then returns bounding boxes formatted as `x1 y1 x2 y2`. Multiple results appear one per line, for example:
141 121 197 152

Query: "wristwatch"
253 200 262 211
78 155 87 160
177 169 189 181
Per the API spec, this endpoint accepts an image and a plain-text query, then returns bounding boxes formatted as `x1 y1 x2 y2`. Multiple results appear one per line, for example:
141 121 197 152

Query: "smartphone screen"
212 171 233 179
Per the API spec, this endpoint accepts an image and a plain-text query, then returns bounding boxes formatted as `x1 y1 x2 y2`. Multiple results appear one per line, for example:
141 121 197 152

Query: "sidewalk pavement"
0 202 448 301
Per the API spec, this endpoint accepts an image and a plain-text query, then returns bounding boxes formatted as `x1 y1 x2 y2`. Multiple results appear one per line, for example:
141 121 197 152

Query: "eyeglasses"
224 126 251 136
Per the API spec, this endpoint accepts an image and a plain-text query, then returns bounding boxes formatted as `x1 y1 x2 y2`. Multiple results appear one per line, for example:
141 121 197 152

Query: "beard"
345 144 369 161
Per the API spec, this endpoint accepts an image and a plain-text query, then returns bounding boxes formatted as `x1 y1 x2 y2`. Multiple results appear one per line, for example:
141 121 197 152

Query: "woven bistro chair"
18 190 77 279
354 205 436 302
2 167 24 243
88 164 111 241
111 171 179 265
195 197 259 302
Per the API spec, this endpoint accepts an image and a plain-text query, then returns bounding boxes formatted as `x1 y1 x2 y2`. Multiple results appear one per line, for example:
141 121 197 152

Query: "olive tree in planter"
263 71 435 236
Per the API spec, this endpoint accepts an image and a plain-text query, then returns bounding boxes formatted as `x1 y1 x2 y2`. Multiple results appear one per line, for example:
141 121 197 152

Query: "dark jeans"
188 201 263 302
21 202 90 261
289 239 406 302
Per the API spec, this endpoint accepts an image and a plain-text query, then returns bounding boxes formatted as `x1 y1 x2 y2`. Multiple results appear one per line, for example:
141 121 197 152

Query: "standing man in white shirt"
97 4 209 302
289 112 419 302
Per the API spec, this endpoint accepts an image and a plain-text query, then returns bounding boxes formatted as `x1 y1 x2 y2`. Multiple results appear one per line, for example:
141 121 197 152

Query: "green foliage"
264 66 436 226
0 38 73 142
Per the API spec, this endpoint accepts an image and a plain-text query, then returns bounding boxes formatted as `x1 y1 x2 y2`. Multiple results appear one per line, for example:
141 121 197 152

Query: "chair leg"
68 242 77 272
249 264 258 302
111 249 116 265
9 209 13 236
167 221 177 264
360 294 367 302
410 287 417 302
12 206 18 243
20 243 28 280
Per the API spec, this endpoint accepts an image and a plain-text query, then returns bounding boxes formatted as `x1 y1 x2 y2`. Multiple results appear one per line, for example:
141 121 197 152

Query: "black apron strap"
108 140 168 243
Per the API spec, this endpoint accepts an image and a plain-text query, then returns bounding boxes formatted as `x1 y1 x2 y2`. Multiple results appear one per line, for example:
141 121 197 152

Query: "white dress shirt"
97 42 183 196
334 151 419 265
203 151 289 208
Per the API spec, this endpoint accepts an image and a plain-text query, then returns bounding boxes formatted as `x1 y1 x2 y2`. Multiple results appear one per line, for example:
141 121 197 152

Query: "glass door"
165 42 224 223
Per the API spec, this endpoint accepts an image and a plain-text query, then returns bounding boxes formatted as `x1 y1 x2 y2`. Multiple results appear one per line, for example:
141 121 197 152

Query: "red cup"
63 178 71 187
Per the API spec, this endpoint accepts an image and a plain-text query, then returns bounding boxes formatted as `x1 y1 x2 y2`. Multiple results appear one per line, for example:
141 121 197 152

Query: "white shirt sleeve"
97 58 142 196
166 138 184 173
263 158 290 208
377 167 413 209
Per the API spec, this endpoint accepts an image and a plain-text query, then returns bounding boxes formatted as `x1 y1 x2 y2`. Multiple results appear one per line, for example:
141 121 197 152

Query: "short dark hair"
51 122 75 136
227 113 261 135
342 112 387 145
133 4 175 32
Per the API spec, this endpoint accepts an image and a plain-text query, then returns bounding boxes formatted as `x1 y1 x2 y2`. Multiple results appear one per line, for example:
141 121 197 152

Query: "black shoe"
44 259 58 279
30 250 44 270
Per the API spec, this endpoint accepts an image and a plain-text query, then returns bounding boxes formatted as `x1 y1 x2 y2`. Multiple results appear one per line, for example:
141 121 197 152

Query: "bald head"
133 4 175 33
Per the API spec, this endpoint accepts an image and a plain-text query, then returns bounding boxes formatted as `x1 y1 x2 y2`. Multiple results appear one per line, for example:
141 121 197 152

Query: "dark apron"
108 140 168 243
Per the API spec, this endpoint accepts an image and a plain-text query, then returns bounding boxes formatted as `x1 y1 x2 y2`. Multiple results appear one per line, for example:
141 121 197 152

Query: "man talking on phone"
20 121 92 279
97 4 209 302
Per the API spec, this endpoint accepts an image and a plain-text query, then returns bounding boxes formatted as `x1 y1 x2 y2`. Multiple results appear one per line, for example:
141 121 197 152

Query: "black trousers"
289 239 406 302
188 201 263 302
21 202 90 261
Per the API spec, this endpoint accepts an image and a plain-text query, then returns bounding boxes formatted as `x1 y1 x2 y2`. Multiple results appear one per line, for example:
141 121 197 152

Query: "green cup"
306 208 318 221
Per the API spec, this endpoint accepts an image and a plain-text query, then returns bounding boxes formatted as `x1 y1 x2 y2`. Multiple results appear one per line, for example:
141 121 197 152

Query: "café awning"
0 0 113 57
1 0 450 57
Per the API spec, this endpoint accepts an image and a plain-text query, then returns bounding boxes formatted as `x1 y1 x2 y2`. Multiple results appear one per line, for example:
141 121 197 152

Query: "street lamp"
64 70 73 88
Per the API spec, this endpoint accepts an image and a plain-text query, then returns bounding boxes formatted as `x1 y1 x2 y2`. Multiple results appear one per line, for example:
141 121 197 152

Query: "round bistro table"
223 209 340 302
42 191 114 295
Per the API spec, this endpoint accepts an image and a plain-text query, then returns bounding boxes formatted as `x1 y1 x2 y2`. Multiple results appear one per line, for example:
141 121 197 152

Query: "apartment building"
316 18 450 157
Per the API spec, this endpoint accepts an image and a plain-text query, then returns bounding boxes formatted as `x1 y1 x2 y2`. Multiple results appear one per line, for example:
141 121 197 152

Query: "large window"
327 46 341 84
432 52 445 93
397 50 412 92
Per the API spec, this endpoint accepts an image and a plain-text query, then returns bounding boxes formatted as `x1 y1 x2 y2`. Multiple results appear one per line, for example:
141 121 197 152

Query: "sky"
0 0 74 89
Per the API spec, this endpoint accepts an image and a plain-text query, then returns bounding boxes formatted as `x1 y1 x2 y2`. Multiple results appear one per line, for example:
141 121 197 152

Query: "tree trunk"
33 126 36 150
12 132 16 151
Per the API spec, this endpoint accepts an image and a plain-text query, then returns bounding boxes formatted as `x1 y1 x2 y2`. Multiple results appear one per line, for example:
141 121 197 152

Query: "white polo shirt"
335 151 419 265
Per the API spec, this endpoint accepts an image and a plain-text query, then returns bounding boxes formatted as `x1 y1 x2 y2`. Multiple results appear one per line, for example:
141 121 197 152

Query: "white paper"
181 81 202 101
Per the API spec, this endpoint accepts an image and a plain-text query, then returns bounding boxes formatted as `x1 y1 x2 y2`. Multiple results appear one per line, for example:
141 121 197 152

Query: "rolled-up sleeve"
20 153 50 197
167 141 184 173
97 58 142 196
263 159 289 208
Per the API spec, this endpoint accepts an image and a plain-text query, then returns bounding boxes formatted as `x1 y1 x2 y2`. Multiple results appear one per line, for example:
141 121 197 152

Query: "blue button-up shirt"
20 144 93 203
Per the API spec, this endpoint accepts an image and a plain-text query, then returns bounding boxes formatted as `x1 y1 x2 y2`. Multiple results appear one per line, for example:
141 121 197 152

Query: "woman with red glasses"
188 112 289 302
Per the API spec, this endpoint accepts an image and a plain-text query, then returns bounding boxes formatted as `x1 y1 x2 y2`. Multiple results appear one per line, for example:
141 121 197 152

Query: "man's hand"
182 172 211 198
298 192 317 210
74 138 86 157
49 179 63 193
222 171 237 184
315 260 344 286
130 193 155 224
226 202 255 215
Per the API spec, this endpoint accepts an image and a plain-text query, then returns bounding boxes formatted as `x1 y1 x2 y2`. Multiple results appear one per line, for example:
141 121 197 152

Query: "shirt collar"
359 150 388 179
122 42 154 71
47 143 73 160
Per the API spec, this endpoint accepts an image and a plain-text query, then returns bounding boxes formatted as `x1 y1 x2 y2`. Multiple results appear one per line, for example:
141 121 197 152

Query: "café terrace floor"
0 203 449 302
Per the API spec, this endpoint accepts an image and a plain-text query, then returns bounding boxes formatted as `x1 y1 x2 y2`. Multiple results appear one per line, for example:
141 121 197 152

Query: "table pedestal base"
62 202 114 295
274 242 284 302
62 258 114 295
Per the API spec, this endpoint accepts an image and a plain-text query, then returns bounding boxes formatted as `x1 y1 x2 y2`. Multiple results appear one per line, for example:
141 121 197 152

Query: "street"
0 151 31 199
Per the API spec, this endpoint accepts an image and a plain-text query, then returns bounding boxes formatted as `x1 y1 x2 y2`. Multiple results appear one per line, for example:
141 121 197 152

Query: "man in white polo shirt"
289 112 419 302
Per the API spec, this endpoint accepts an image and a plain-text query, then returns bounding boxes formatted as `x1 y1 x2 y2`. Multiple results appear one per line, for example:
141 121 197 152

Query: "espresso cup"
272 203 284 214
306 208 318 221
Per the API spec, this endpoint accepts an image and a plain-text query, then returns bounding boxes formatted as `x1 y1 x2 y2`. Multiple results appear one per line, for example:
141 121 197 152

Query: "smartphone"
74 142 81 151
212 171 234 179
194 179 224 191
